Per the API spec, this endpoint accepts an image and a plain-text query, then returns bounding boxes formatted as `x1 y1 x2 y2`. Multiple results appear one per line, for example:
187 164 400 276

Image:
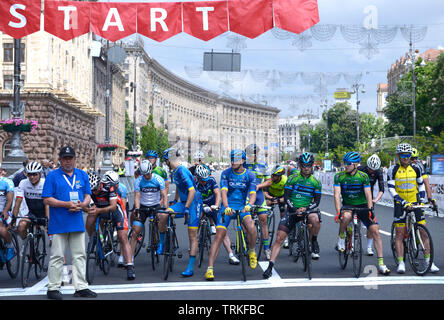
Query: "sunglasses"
343 161 355 166
28 173 39 177
299 163 313 168
399 153 411 159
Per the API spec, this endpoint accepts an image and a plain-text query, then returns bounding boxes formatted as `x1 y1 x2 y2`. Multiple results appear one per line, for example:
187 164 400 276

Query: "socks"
378 257 384 266
263 238 270 250
367 238 373 249
398 256 404 263
159 232 165 244
339 232 346 239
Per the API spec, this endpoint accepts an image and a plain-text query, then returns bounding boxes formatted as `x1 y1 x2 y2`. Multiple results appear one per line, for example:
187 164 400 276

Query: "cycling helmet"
195 164 210 181
298 152 315 166
88 171 100 190
367 154 381 170
145 150 158 158
193 150 205 161
230 149 246 162
25 161 42 174
140 160 152 175
343 151 361 163
271 165 285 176
396 143 412 154
411 148 419 158
245 143 259 156
102 170 119 184
163 147 179 161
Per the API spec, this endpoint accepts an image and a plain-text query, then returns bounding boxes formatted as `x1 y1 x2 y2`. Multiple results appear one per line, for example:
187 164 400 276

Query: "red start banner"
0 0 319 42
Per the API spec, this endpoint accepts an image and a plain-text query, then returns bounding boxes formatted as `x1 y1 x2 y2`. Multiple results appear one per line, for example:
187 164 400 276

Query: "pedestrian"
42 146 97 300
12 160 28 187
41 159 53 178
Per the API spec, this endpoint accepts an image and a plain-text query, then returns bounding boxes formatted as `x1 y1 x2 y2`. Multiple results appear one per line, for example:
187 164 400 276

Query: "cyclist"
263 153 322 278
204 149 258 281
189 150 205 177
145 150 169 194
13 161 49 240
358 154 385 256
334 151 390 275
195 164 239 265
244 144 272 260
85 172 135 280
161 147 203 277
411 148 438 211
387 143 439 274
131 160 168 262
262 165 287 218
0 172 15 261
286 161 298 176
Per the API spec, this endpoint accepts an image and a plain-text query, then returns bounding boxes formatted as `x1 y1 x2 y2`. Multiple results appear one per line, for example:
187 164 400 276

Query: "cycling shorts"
99 203 128 231
202 206 218 222
133 204 161 226
167 191 203 229
342 203 378 229
247 197 268 215
216 205 251 230
393 201 425 227
278 210 321 234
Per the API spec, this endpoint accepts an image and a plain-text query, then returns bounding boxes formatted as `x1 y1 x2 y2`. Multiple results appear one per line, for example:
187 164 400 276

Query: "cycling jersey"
285 173 321 208
334 170 370 206
152 165 168 181
134 174 165 207
387 163 425 204
16 178 46 218
196 176 219 206
117 183 127 199
91 183 127 231
220 167 257 210
357 165 384 195
0 177 14 212
244 162 269 205
267 175 287 197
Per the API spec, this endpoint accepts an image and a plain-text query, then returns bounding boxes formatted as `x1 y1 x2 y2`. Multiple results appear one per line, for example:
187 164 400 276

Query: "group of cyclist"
0 141 439 284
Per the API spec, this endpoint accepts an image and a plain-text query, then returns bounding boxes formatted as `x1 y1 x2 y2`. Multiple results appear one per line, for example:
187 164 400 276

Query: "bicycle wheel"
338 231 350 270
86 232 98 285
390 222 407 266
352 224 363 278
238 229 247 282
34 232 47 279
198 222 207 268
254 219 263 261
304 224 312 280
407 224 434 276
20 236 33 287
149 222 158 271
267 210 276 246
102 226 115 272
6 230 20 279
170 229 179 272
162 229 173 280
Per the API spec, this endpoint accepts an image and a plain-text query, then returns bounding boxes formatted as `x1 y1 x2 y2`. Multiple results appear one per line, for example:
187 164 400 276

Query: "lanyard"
63 174 76 190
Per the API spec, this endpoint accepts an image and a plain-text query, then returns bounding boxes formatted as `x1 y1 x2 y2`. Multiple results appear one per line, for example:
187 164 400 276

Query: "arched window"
2 138 12 159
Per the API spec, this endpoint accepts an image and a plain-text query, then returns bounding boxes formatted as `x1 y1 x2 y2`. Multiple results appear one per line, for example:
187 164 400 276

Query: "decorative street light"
351 83 366 145
130 49 144 151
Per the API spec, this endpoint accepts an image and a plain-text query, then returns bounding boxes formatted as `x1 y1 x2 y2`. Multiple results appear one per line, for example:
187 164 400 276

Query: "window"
2 138 12 159
3 43 13 62
1 106 10 120
3 75 13 90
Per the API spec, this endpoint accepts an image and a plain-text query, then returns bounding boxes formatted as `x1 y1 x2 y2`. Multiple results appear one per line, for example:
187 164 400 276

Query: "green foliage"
139 113 170 159
125 111 139 152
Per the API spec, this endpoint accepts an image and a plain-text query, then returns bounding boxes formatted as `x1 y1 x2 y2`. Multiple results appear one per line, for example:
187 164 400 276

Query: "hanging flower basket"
98 143 119 152
0 118 38 133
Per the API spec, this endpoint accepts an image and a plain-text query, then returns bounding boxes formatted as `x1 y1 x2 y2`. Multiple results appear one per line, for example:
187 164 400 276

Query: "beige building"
0 30 102 168
123 43 280 165
376 83 387 120
279 116 321 154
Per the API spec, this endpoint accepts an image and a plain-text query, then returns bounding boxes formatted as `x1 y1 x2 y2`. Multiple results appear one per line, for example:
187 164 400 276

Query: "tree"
139 113 170 159
125 111 139 152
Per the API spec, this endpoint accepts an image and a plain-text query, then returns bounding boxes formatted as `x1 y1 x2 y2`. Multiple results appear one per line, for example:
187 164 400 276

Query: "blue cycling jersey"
0 177 14 212
117 183 127 199
220 167 257 210
171 165 196 202
196 176 219 206
135 174 165 207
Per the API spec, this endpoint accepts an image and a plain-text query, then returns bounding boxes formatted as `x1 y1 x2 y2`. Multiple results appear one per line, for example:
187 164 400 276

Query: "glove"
402 201 413 209
334 212 341 223
224 207 233 216
244 204 252 212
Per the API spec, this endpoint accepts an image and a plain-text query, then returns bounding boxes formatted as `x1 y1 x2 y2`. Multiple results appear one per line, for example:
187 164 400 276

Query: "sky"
112 0 444 118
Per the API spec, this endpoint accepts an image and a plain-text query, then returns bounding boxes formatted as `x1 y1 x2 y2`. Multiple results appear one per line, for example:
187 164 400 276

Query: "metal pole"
101 40 113 172
132 53 138 151
356 90 360 145
325 100 329 154
410 36 416 138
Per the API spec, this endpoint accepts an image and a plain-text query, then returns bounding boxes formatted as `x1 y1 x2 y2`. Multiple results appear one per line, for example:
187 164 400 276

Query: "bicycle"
159 209 182 281
198 205 214 268
20 215 48 288
390 203 436 276
337 206 373 278
86 213 116 284
287 209 319 280
0 216 20 280
250 205 272 261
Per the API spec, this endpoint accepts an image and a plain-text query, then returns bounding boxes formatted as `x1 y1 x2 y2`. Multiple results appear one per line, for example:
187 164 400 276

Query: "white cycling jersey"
16 178 46 217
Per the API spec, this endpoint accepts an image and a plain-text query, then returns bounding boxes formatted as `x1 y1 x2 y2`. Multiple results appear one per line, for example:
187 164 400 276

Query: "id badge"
69 191 80 203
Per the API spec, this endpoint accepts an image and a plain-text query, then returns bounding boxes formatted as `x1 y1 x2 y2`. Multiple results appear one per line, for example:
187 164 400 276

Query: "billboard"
203 51 241 72
431 154 444 175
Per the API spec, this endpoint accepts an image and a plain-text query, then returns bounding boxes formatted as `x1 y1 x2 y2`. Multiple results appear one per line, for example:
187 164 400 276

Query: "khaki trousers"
47 232 88 291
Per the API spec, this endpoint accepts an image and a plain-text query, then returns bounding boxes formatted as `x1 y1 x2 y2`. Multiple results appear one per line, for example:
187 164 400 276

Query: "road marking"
321 211 391 236
1 275 444 297
258 261 281 281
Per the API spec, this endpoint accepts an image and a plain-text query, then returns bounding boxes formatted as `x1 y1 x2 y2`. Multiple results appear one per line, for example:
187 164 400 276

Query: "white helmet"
195 164 210 181
367 154 381 170
140 160 152 175
193 150 205 160
25 161 42 174
396 143 412 154
102 170 119 184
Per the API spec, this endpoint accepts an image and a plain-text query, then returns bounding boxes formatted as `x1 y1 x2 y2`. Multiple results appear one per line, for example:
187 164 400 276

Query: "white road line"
321 211 391 236
1 276 444 297
258 261 281 282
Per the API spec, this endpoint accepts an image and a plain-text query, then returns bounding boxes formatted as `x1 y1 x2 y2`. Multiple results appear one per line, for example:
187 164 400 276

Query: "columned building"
376 83 388 120
279 116 321 155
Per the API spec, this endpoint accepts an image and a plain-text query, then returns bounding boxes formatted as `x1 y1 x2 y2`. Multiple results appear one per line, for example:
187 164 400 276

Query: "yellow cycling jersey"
267 175 287 197
387 163 424 203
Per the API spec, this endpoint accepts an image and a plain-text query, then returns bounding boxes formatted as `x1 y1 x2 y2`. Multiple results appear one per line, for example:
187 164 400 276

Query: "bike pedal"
177 251 183 259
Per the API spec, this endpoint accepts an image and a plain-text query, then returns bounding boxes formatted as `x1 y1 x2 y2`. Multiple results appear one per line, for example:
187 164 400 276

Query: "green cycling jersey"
285 172 322 208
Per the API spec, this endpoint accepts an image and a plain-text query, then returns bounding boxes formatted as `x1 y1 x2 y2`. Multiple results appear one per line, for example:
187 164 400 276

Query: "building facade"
279 116 321 155
376 83 388 120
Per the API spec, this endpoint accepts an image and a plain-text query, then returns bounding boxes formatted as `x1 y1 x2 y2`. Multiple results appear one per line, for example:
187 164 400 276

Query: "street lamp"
351 83 366 145
130 50 144 151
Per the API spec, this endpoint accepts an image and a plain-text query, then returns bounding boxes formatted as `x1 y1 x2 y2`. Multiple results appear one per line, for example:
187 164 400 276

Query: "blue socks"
182 256 196 277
